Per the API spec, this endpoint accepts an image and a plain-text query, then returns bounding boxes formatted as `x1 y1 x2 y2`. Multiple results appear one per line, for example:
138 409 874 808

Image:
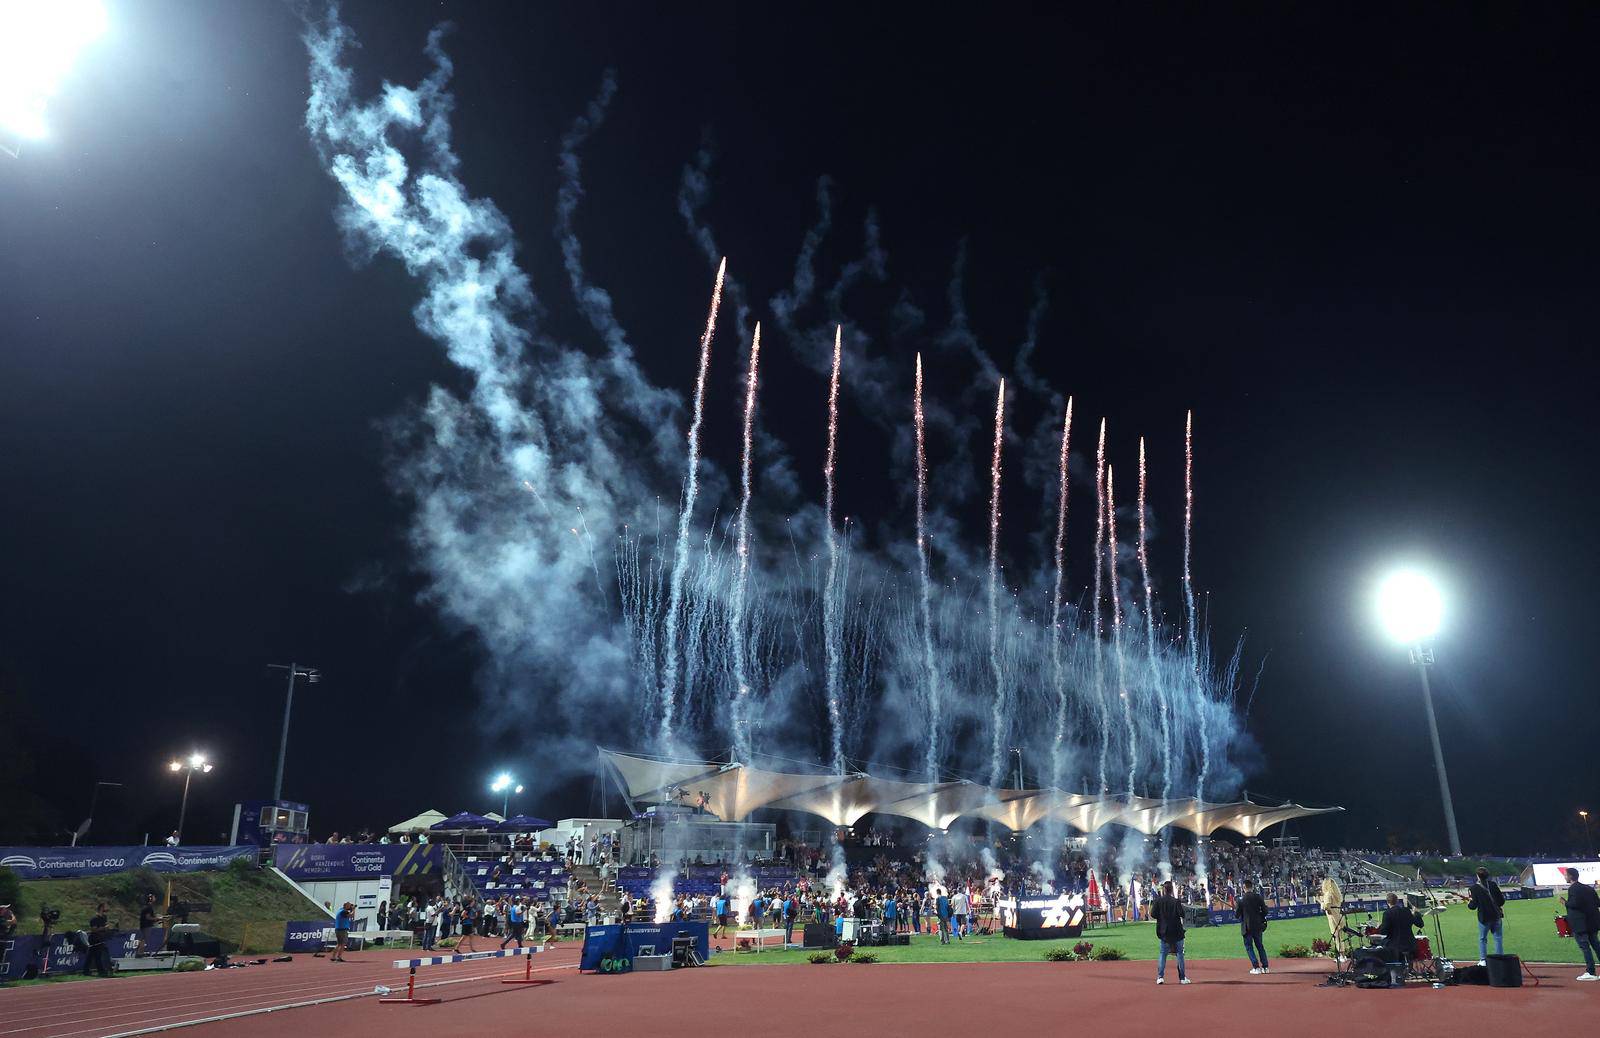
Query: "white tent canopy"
598 749 1340 837
765 776 883 828
389 809 448 833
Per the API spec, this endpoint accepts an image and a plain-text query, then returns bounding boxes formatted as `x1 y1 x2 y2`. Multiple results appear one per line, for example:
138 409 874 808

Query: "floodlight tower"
168 753 214 843
1377 569 1460 856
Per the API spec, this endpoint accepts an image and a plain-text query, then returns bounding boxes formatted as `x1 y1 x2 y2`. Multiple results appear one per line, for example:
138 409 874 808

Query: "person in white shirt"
952 888 971 939
421 898 439 951
165 831 180 848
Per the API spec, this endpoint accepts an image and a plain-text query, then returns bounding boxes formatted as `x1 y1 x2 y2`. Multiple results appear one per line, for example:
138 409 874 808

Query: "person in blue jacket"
936 889 954 945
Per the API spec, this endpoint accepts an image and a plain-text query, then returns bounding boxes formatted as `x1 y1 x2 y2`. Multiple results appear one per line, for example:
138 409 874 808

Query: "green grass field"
718 897 1581 966
13 861 326 954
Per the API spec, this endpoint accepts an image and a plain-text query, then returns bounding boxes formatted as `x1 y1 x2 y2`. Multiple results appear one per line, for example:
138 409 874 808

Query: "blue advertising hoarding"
0 929 165 980
273 843 441 881
0 846 256 881
580 921 709 971
283 920 331 952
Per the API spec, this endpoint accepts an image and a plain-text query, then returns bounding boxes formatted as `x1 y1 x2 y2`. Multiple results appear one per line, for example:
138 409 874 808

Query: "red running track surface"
8 954 1591 1038
0 942 582 1038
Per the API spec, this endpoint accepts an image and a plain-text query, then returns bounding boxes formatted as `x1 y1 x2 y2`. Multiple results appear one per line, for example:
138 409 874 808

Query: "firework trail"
1138 439 1172 857
659 260 725 744
729 323 762 761
1092 418 1109 795
823 326 845 774
913 353 942 781
987 378 1007 787
576 505 606 605
1106 464 1135 799
520 480 558 522
1183 410 1197 671
1048 397 1073 789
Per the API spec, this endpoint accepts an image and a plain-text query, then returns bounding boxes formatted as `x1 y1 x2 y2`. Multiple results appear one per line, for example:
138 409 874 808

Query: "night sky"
2 1 1596 855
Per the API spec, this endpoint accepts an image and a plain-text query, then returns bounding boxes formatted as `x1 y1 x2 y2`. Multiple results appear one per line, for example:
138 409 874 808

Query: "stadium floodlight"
1375 566 1459 856
0 0 108 155
492 772 520 816
1376 569 1442 644
168 751 215 843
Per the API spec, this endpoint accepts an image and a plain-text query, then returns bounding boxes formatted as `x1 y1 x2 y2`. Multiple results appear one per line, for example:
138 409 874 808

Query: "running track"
0 942 582 1038
3 952 1593 1037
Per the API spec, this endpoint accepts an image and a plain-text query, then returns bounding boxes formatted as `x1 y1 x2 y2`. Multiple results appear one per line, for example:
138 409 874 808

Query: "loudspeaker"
1184 907 1211 928
1485 954 1522 988
1457 964 1490 985
802 923 836 949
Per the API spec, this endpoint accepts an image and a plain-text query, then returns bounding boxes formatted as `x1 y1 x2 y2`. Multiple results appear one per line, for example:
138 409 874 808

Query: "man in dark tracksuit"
1565 868 1600 981
1237 879 1269 974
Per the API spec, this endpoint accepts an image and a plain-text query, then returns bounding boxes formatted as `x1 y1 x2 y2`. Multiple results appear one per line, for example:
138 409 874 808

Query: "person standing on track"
1319 877 1347 964
331 902 354 962
1237 879 1269 975
1467 867 1506 965
1564 868 1600 981
1152 881 1190 985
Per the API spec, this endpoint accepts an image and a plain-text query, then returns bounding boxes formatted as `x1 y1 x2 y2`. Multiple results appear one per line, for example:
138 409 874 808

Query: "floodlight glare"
491 772 512 792
168 760 182 772
0 0 108 147
1377 569 1442 644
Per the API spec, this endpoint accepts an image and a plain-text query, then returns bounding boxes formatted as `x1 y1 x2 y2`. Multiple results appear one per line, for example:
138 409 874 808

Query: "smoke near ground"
301 10 1254 823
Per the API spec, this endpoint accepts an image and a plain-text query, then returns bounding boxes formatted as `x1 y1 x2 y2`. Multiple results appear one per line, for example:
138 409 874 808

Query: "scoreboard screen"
996 892 1088 940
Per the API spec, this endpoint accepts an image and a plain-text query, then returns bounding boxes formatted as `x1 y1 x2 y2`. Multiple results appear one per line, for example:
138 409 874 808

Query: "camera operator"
84 903 114 977
135 894 162 956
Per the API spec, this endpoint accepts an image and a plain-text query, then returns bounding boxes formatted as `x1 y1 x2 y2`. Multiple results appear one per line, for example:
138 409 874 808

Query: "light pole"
1011 748 1024 790
1582 810 1593 858
1377 569 1460 856
168 753 214 844
267 663 319 804
491 773 520 817
72 780 124 846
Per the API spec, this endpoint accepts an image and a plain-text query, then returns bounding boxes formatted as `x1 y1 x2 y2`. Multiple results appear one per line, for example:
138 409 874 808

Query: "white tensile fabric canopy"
602 750 724 803
389 809 448 833
598 749 1339 837
690 765 845 822
765 776 885 828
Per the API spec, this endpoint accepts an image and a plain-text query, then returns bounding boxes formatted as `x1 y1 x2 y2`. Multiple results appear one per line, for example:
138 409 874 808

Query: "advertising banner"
282 921 330 952
580 921 709 971
0 929 164 980
272 843 440 881
1528 861 1600 887
0 846 255 880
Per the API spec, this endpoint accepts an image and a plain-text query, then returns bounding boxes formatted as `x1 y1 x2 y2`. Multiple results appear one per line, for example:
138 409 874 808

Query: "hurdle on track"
380 944 549 1005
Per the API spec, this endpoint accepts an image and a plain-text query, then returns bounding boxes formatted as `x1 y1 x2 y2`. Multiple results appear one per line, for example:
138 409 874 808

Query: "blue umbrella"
430 811 495 830
495 814 553 832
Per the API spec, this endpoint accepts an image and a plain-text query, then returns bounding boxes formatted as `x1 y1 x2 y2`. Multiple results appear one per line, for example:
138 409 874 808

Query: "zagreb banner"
0 846 256 880
996 893 1087 940
273 843 441 881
